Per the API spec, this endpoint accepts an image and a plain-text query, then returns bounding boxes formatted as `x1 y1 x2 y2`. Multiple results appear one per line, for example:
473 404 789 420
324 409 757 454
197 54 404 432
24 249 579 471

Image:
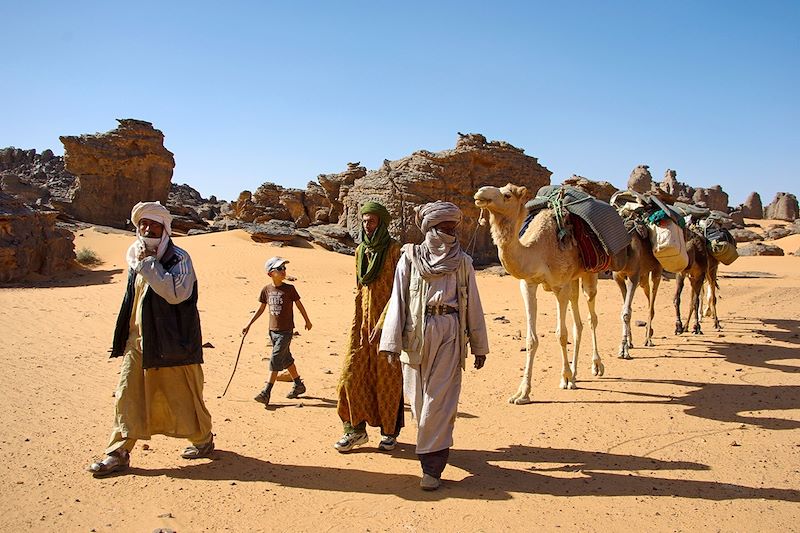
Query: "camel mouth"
474 198 490 208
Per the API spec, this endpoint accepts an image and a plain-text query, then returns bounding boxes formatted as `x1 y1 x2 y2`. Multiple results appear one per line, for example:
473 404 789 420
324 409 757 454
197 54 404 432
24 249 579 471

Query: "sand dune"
1 226 798 532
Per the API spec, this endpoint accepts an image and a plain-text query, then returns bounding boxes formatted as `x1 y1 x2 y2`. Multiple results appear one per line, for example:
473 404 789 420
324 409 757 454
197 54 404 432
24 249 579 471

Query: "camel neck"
489 211 537 279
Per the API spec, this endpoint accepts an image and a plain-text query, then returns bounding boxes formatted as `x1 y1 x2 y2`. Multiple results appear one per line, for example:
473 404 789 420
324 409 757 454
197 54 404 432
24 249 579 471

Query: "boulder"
562 175 618 202
341 133 551 265
627 165 653 194
730 228 763 243
765 224 799 240
306 224 356 255
317 162 366 223
0 192 75 282
764 193 799 222
737 242 784 256
245 220 298 242
59 119 175 228
741 192 763 219
657 169 694 203
692 185 729 212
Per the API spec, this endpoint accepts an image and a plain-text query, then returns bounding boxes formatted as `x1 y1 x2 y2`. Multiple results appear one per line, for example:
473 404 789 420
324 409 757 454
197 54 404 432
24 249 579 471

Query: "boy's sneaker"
334 431 368 452
378 435 397 451
254 389 271 405
286 380 306 399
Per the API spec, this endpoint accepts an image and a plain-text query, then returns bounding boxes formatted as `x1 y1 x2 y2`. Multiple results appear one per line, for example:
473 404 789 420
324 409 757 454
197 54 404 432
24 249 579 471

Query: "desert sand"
1 222 798 532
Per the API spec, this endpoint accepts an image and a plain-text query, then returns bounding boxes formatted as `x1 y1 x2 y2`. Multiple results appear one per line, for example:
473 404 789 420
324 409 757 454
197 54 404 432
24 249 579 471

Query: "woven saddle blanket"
521 185 631 257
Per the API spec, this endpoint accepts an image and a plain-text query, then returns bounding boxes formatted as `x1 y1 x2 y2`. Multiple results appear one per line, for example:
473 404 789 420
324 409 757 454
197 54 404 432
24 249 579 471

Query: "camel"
608 191 664 359
474 183 605 404
673 212 722 335
674 228 721 334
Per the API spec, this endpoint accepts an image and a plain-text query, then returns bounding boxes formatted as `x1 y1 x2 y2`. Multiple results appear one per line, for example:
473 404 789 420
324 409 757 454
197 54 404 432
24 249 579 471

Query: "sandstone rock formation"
765 224 799 240
0 147 75 207
627 165 653 193
741 192 763 219
658 169 694 202
737 242 784 256
764 193 799 222
692 185 728 212
0 192 75 282
340 133 552 265
730 228 764 243
562 175 618 202
59 119 175 227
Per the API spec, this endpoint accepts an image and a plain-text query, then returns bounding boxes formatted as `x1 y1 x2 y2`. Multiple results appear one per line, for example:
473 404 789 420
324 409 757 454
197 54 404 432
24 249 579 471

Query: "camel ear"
509 185 528 199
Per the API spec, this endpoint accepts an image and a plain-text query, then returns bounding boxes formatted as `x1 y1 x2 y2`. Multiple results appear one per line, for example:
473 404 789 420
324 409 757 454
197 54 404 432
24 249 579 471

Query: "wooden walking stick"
220 332 247 397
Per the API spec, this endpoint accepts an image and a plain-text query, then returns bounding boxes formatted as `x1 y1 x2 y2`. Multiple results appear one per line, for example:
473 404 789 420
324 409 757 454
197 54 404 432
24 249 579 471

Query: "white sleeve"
137 252 197 304
378 253 410 354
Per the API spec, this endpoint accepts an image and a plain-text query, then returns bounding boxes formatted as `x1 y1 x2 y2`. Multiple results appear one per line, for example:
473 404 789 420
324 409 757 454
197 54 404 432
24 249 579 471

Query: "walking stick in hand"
220 332 247 397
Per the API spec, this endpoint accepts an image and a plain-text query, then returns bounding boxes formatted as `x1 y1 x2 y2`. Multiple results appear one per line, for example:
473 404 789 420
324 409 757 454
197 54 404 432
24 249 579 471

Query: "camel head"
474 183 529 222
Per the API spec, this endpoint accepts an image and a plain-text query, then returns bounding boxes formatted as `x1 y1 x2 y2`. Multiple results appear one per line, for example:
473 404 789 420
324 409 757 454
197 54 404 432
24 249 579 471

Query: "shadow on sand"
129 446 800 502
1 267 124 289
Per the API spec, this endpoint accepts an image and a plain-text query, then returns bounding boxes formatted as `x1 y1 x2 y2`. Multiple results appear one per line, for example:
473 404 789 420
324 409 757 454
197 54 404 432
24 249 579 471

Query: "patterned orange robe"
337 240 403 434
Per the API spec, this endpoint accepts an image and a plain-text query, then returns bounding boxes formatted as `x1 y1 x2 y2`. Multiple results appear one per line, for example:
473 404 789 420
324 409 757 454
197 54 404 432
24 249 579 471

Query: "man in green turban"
334 201 404 452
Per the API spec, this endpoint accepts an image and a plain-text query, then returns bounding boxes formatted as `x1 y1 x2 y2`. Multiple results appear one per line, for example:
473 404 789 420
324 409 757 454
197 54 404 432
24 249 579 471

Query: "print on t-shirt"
259 283 300 331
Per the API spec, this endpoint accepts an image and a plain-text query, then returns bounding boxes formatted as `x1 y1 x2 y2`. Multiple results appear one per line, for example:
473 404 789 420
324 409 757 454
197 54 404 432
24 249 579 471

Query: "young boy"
242 256 312 406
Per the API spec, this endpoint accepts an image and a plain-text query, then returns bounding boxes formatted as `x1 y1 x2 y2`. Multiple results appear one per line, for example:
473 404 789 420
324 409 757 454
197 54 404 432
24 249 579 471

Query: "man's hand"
474 355 486 370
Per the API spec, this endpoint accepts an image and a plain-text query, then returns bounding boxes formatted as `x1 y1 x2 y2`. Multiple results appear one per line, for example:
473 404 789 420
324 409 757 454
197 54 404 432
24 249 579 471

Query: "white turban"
412 201 463 278
415 201 462 234
131 201 173 235
126 201 172 269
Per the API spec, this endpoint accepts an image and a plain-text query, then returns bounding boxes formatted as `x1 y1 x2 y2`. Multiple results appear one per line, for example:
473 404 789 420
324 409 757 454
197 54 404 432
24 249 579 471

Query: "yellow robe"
106 274 213 454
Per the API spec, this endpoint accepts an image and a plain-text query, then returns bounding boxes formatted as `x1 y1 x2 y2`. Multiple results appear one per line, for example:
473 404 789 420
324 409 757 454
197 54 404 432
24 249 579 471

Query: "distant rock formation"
692 185 728 212
340 133 552 265
59 119 175 228
562 175 618 202
764 193 799 222
737 242 784 256
0 147 75 207
231 133 551 264
627 165 653 193
740 192 763 219
0 192 74 282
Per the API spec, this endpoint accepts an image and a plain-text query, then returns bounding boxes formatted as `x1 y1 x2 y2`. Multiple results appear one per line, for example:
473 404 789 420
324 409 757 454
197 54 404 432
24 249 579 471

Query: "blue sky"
2 1 798 205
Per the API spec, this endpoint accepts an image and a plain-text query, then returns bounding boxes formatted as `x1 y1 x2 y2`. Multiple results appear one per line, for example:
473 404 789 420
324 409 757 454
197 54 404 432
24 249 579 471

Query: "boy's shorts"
269 330 294 372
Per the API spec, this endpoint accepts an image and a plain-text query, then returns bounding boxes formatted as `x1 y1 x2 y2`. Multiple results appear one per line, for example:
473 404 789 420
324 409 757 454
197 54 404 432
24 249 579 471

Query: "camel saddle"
523 185 631 257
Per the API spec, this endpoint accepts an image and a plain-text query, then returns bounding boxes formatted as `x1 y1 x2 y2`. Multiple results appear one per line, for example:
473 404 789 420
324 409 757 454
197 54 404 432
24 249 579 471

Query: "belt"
425 305 458 316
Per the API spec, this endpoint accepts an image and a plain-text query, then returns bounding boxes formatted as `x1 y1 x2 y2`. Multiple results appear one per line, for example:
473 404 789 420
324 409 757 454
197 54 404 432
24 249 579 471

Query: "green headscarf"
356 201 392 285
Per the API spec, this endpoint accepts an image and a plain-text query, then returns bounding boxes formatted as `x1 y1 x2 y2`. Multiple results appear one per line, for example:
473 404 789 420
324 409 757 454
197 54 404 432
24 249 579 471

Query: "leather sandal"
88 450 130 478
181 439 215 459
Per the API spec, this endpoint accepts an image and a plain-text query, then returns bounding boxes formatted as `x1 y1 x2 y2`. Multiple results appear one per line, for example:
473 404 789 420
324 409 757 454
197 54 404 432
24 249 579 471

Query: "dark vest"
110 242 204 369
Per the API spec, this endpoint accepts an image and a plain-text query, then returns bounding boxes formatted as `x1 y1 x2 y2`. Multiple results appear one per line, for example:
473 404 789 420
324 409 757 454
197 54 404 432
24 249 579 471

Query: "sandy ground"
1 222 798 532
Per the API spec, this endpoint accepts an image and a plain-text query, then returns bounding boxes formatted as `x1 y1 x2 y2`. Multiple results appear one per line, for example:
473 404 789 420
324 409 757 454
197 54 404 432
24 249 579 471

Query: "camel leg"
582 274 604 377
510 279 539 404
614 273 632 358
555 285 576 390
706 262 721 330
618 273 638 359
568 280 583 381
643 269 661 346
689 276 704 335
674 272 686 334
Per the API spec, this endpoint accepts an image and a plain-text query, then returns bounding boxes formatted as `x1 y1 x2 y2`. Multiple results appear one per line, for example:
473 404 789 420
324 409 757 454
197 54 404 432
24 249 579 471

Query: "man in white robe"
379 201 489 490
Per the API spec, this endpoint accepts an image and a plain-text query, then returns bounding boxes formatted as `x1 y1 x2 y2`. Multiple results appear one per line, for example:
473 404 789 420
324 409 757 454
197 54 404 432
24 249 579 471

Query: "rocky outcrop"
764 193 799 222
627 165 653 193
741 192 763 219
339 133 552 265
765 224 800 240
692 185 728 212
730 228 764 243
738 242 784 256
0 192 75 282
317 162 367 223
59 119 175 228
0 147 75 207
658 169 694 202
562 175 618 202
